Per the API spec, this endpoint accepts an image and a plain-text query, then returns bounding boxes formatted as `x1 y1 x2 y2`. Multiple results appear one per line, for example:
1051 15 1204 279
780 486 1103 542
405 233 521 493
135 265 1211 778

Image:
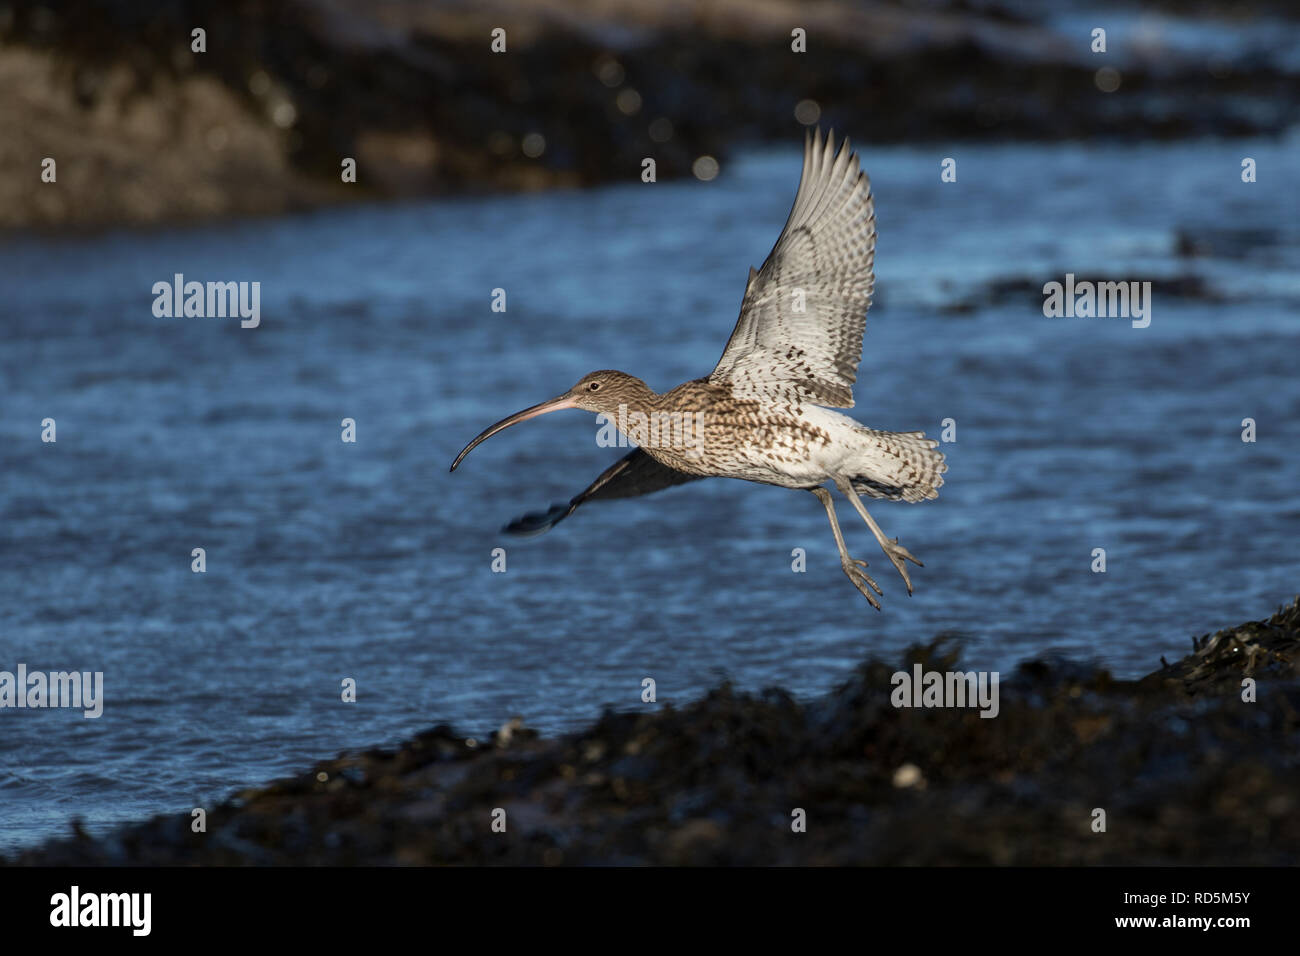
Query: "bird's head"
565 370 652 413
450 370 651 471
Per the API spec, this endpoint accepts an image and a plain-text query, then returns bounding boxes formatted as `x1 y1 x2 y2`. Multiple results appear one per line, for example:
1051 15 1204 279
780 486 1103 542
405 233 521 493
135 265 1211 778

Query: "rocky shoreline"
9 596 1299 866
4 0 1299 229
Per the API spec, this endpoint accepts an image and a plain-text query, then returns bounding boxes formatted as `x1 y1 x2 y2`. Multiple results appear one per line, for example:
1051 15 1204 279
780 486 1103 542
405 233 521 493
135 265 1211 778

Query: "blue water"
2 134 1298 854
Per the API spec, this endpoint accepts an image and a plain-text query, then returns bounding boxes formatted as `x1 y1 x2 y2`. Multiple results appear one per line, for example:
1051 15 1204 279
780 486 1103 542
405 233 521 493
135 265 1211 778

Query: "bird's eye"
588 382 601 391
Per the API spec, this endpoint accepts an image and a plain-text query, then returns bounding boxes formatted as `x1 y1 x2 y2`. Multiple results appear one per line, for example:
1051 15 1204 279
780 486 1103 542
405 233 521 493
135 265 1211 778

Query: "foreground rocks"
4 0 1299 229
10 597 1299 866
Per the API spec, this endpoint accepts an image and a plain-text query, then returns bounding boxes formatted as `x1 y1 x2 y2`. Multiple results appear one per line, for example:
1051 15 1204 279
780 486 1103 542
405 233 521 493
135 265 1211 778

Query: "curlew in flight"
451 128 947 608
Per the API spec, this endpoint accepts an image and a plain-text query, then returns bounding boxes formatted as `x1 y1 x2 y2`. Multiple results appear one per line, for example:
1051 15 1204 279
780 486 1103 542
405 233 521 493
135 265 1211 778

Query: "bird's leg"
833 478 923 595
810 486 882 609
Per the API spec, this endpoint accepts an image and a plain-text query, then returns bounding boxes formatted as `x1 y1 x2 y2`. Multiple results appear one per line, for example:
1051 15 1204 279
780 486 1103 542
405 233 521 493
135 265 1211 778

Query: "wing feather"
710 128 876 408
503 449 706 535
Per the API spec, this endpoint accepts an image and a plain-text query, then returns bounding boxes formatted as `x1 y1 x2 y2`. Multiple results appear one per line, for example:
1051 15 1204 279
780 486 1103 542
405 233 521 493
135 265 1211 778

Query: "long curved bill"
450 394 578 471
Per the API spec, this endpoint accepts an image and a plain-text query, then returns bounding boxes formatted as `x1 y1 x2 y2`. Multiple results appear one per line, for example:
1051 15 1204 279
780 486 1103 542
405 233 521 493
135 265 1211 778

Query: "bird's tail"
849 429 947 503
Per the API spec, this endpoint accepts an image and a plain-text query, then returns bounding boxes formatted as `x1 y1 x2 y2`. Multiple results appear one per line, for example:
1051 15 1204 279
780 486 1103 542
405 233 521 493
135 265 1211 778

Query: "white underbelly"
699 407 866 487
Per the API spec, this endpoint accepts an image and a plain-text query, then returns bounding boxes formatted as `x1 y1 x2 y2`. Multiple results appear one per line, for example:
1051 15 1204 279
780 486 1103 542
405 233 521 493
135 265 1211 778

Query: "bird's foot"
841 557 883 610
880 537 922 595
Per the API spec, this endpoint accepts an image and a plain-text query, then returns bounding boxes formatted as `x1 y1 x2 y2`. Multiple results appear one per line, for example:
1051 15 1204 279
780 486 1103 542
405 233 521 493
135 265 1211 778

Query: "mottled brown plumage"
451 129 948 608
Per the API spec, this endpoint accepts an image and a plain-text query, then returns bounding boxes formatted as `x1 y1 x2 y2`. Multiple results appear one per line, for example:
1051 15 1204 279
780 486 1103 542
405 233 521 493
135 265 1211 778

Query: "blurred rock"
3 0 1298 229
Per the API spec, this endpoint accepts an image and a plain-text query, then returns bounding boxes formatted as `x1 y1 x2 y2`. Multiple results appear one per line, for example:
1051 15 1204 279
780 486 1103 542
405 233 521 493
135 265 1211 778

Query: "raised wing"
503 449 706 536
709 128 876 408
